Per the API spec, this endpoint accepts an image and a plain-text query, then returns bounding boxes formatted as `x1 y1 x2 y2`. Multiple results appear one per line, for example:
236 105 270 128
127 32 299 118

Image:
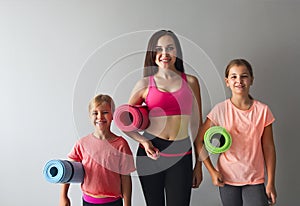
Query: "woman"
125 30 203 206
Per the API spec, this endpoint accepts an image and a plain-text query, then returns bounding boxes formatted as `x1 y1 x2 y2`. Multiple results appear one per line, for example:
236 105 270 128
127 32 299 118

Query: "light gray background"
0 0 299 205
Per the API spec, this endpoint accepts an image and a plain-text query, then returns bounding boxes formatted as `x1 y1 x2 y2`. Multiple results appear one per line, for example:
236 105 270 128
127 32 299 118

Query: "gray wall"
1 0 299 205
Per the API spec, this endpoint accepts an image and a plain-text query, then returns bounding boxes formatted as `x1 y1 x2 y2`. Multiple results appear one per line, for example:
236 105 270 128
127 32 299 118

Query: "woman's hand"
192 160 203 188
141 140 160 160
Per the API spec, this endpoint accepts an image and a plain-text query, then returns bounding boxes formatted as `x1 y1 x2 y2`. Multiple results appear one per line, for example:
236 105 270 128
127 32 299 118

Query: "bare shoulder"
129 77 150 104
134 76 149 89
185 73 200 87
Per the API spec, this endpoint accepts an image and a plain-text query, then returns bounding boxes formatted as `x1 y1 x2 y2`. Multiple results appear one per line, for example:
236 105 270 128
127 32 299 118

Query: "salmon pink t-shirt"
207 99 275 186
68 134 136 197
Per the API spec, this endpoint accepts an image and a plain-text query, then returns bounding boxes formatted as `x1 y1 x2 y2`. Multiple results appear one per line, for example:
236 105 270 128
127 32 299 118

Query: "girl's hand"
141 140 160 160
266 183 277 205
59 196 70 206
211 170 224 187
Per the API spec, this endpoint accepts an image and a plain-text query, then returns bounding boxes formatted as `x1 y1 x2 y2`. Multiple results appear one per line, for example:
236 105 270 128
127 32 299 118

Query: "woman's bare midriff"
145 115 191 141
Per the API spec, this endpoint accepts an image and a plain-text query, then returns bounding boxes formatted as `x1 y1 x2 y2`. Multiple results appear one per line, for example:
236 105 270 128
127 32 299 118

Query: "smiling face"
89 102 113 134
154 35 177 70
225 64 254 96
143 30 185 77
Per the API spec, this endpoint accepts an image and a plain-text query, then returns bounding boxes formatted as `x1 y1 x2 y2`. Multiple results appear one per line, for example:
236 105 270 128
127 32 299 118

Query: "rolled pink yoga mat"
114 104 149 132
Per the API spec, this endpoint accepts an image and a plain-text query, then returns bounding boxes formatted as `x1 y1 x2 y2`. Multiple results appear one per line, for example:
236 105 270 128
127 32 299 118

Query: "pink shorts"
83 193 121 204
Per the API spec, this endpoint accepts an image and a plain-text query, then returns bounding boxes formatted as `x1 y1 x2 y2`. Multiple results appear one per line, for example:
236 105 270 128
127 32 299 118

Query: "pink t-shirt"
207 99 275 186
68 134 136 197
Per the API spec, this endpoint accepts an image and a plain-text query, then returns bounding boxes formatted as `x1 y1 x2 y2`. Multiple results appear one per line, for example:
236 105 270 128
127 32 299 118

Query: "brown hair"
225 58 253 78
143 30 185 77
88 94 115 113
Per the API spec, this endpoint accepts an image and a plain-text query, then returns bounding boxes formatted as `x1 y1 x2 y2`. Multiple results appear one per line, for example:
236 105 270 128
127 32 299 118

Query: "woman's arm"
187 75 203 141
262 124 277 205
125 78 159 159
187 75 203 188
121 174 132 206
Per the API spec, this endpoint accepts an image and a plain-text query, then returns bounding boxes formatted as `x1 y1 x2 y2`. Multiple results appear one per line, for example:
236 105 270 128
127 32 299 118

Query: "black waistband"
142 132 192 154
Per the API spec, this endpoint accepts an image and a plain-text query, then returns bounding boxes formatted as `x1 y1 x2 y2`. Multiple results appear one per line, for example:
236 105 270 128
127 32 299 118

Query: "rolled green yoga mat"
204 126 232 154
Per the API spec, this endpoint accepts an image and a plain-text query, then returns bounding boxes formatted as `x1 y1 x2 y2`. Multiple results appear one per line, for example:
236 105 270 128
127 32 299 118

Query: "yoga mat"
43 159 84 183
204 126 232 154
114 104 149 132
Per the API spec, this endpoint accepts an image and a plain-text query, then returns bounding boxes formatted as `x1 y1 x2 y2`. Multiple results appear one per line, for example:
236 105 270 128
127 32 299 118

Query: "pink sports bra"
145 73 193 117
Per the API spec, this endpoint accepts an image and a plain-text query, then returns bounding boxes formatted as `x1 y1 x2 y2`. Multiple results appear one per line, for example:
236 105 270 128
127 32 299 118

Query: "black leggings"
219 184 269 206
136 132 193 206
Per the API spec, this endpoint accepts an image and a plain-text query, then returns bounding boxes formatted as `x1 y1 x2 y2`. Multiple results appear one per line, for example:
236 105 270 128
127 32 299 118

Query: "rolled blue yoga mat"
43 159 84 183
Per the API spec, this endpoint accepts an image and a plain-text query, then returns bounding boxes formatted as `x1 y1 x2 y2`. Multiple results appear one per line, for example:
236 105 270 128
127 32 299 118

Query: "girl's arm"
59 183 71 206
121 174 132 206
262 124 277 205
187 75 203 188
194 118 224 187
125 78 159 160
